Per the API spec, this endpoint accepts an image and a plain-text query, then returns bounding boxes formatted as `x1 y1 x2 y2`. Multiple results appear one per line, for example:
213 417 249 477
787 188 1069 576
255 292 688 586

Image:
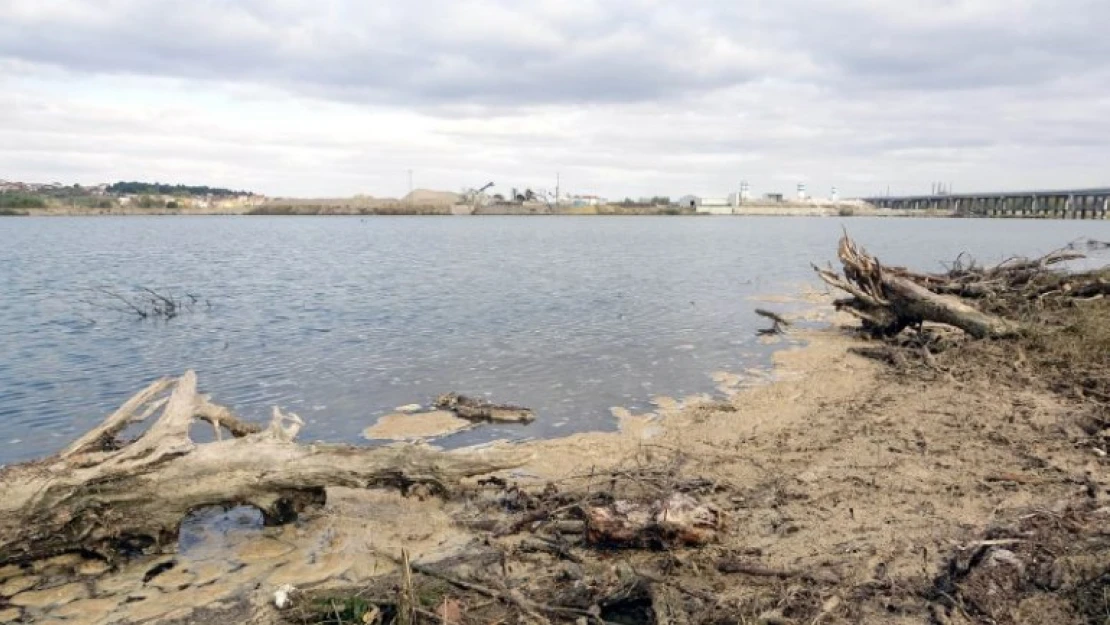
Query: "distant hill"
108 182 252 197
401 189 460 206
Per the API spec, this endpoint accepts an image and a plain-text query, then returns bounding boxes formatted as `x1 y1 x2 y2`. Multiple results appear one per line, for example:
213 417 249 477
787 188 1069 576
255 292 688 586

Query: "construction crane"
461 182 495 213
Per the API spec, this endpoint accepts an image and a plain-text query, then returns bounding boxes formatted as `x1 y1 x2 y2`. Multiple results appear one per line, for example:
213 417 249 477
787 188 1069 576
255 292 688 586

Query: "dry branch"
0 372 529 565
83 286 206 320
755 308 792 335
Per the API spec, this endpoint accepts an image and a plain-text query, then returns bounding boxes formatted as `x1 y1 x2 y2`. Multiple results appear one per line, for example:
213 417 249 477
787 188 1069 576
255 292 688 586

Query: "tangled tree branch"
0 372 530 565
82 286 208 320
815 236 1022 338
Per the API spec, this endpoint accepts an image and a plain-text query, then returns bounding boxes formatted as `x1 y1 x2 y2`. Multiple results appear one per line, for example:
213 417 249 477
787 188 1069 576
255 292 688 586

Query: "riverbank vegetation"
0 192 47 209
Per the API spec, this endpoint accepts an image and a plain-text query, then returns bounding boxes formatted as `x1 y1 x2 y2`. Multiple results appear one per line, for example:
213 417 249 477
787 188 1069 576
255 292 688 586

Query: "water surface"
1 216 1107 464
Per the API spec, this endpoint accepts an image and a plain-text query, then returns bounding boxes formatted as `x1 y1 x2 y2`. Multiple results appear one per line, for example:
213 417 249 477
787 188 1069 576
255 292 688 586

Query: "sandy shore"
1 290 1105 624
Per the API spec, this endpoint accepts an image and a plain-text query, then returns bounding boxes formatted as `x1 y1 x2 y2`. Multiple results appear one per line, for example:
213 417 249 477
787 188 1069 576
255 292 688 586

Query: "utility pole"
555 172 560 208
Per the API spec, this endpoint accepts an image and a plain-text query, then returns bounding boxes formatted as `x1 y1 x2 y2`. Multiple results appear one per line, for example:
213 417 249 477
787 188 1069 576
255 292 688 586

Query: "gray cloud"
2 0 1110 198
4 1 1108 106
0 0 789 107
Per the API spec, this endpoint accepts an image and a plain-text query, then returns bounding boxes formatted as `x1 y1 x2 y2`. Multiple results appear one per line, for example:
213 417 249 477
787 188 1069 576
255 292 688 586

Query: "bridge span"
862 187 1110 219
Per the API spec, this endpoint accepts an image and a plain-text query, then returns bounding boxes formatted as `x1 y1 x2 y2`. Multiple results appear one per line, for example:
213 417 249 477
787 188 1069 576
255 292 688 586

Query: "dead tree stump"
0 371 529 565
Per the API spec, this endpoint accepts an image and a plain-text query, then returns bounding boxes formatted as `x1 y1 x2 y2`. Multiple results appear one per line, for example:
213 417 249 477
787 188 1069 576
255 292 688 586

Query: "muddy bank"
0 247 1107 624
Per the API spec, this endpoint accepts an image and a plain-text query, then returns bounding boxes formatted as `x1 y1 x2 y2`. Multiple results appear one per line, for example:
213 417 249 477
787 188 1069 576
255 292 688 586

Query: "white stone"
274 583 296 609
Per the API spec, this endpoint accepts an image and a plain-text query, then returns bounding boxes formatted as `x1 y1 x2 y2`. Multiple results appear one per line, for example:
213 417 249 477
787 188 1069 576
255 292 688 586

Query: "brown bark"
0 372 530 565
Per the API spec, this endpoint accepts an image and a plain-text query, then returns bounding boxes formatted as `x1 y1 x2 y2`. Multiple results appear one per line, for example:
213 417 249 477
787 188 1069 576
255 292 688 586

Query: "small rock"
0 608 21 623
395 404 422 413
274 583 296 609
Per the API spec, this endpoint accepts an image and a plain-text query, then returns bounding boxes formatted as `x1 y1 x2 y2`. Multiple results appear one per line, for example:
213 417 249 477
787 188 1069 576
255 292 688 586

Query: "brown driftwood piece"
0 372 530 565
434 393 535 424
815 236 1020 338
584 493 721 547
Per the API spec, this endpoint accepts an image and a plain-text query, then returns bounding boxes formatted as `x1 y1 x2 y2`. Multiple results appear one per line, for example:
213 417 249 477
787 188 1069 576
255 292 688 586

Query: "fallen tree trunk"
814 236 1020 338
0 371 530 565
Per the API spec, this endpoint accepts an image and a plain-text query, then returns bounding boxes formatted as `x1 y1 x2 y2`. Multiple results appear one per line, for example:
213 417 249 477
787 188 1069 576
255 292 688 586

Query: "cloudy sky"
2 0 1108 199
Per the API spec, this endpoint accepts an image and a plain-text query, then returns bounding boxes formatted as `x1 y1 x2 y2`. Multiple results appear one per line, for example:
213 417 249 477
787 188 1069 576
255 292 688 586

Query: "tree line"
107 182 251 197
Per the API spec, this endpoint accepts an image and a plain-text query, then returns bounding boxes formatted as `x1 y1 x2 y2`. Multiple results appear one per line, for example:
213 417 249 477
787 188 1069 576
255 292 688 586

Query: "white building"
679 194 740 214
696 197 734 215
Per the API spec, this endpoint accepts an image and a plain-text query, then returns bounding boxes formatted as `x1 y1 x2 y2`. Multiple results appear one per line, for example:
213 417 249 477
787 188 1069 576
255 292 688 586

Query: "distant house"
680 195 735 215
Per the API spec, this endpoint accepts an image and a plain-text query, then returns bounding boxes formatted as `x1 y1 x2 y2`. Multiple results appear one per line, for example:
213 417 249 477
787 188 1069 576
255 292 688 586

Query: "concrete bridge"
863 187 1110 219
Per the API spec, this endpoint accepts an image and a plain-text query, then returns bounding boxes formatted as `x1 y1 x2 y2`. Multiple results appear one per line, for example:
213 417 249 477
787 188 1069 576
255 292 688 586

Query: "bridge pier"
863 188 1110 218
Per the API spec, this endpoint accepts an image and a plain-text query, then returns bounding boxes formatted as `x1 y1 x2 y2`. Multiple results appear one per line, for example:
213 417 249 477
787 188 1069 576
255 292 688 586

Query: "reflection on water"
0 215 1107 464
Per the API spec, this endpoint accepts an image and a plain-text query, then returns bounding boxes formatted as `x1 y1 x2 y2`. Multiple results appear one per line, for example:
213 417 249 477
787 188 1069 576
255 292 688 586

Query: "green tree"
137 195 162 209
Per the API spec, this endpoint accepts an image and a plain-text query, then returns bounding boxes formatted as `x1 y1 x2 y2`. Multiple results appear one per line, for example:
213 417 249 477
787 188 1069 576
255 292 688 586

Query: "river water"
1 216 1107 464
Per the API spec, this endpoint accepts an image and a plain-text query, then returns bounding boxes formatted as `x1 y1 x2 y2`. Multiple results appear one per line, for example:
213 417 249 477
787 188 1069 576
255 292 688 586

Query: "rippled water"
1 216 1107 464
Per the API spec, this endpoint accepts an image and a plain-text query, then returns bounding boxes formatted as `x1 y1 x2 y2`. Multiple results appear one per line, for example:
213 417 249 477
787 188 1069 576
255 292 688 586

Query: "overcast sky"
2 0 1108 199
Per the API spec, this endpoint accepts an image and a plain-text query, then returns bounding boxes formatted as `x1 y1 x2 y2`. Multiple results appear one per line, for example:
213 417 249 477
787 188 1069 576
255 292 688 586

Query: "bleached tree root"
814 236 1021 339
0 371 530 565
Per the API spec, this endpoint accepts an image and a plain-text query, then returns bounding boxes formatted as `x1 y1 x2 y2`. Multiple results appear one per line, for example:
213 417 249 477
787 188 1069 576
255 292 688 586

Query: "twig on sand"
371 548 600 624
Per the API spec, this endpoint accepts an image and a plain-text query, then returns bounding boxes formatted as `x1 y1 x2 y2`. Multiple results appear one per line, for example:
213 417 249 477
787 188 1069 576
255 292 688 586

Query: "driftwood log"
434 393 535 424
0 371 530 565
814 236 1021 338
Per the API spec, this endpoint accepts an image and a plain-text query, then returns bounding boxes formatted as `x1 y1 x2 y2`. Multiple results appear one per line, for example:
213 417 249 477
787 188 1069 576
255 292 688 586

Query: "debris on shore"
434 392 536 424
